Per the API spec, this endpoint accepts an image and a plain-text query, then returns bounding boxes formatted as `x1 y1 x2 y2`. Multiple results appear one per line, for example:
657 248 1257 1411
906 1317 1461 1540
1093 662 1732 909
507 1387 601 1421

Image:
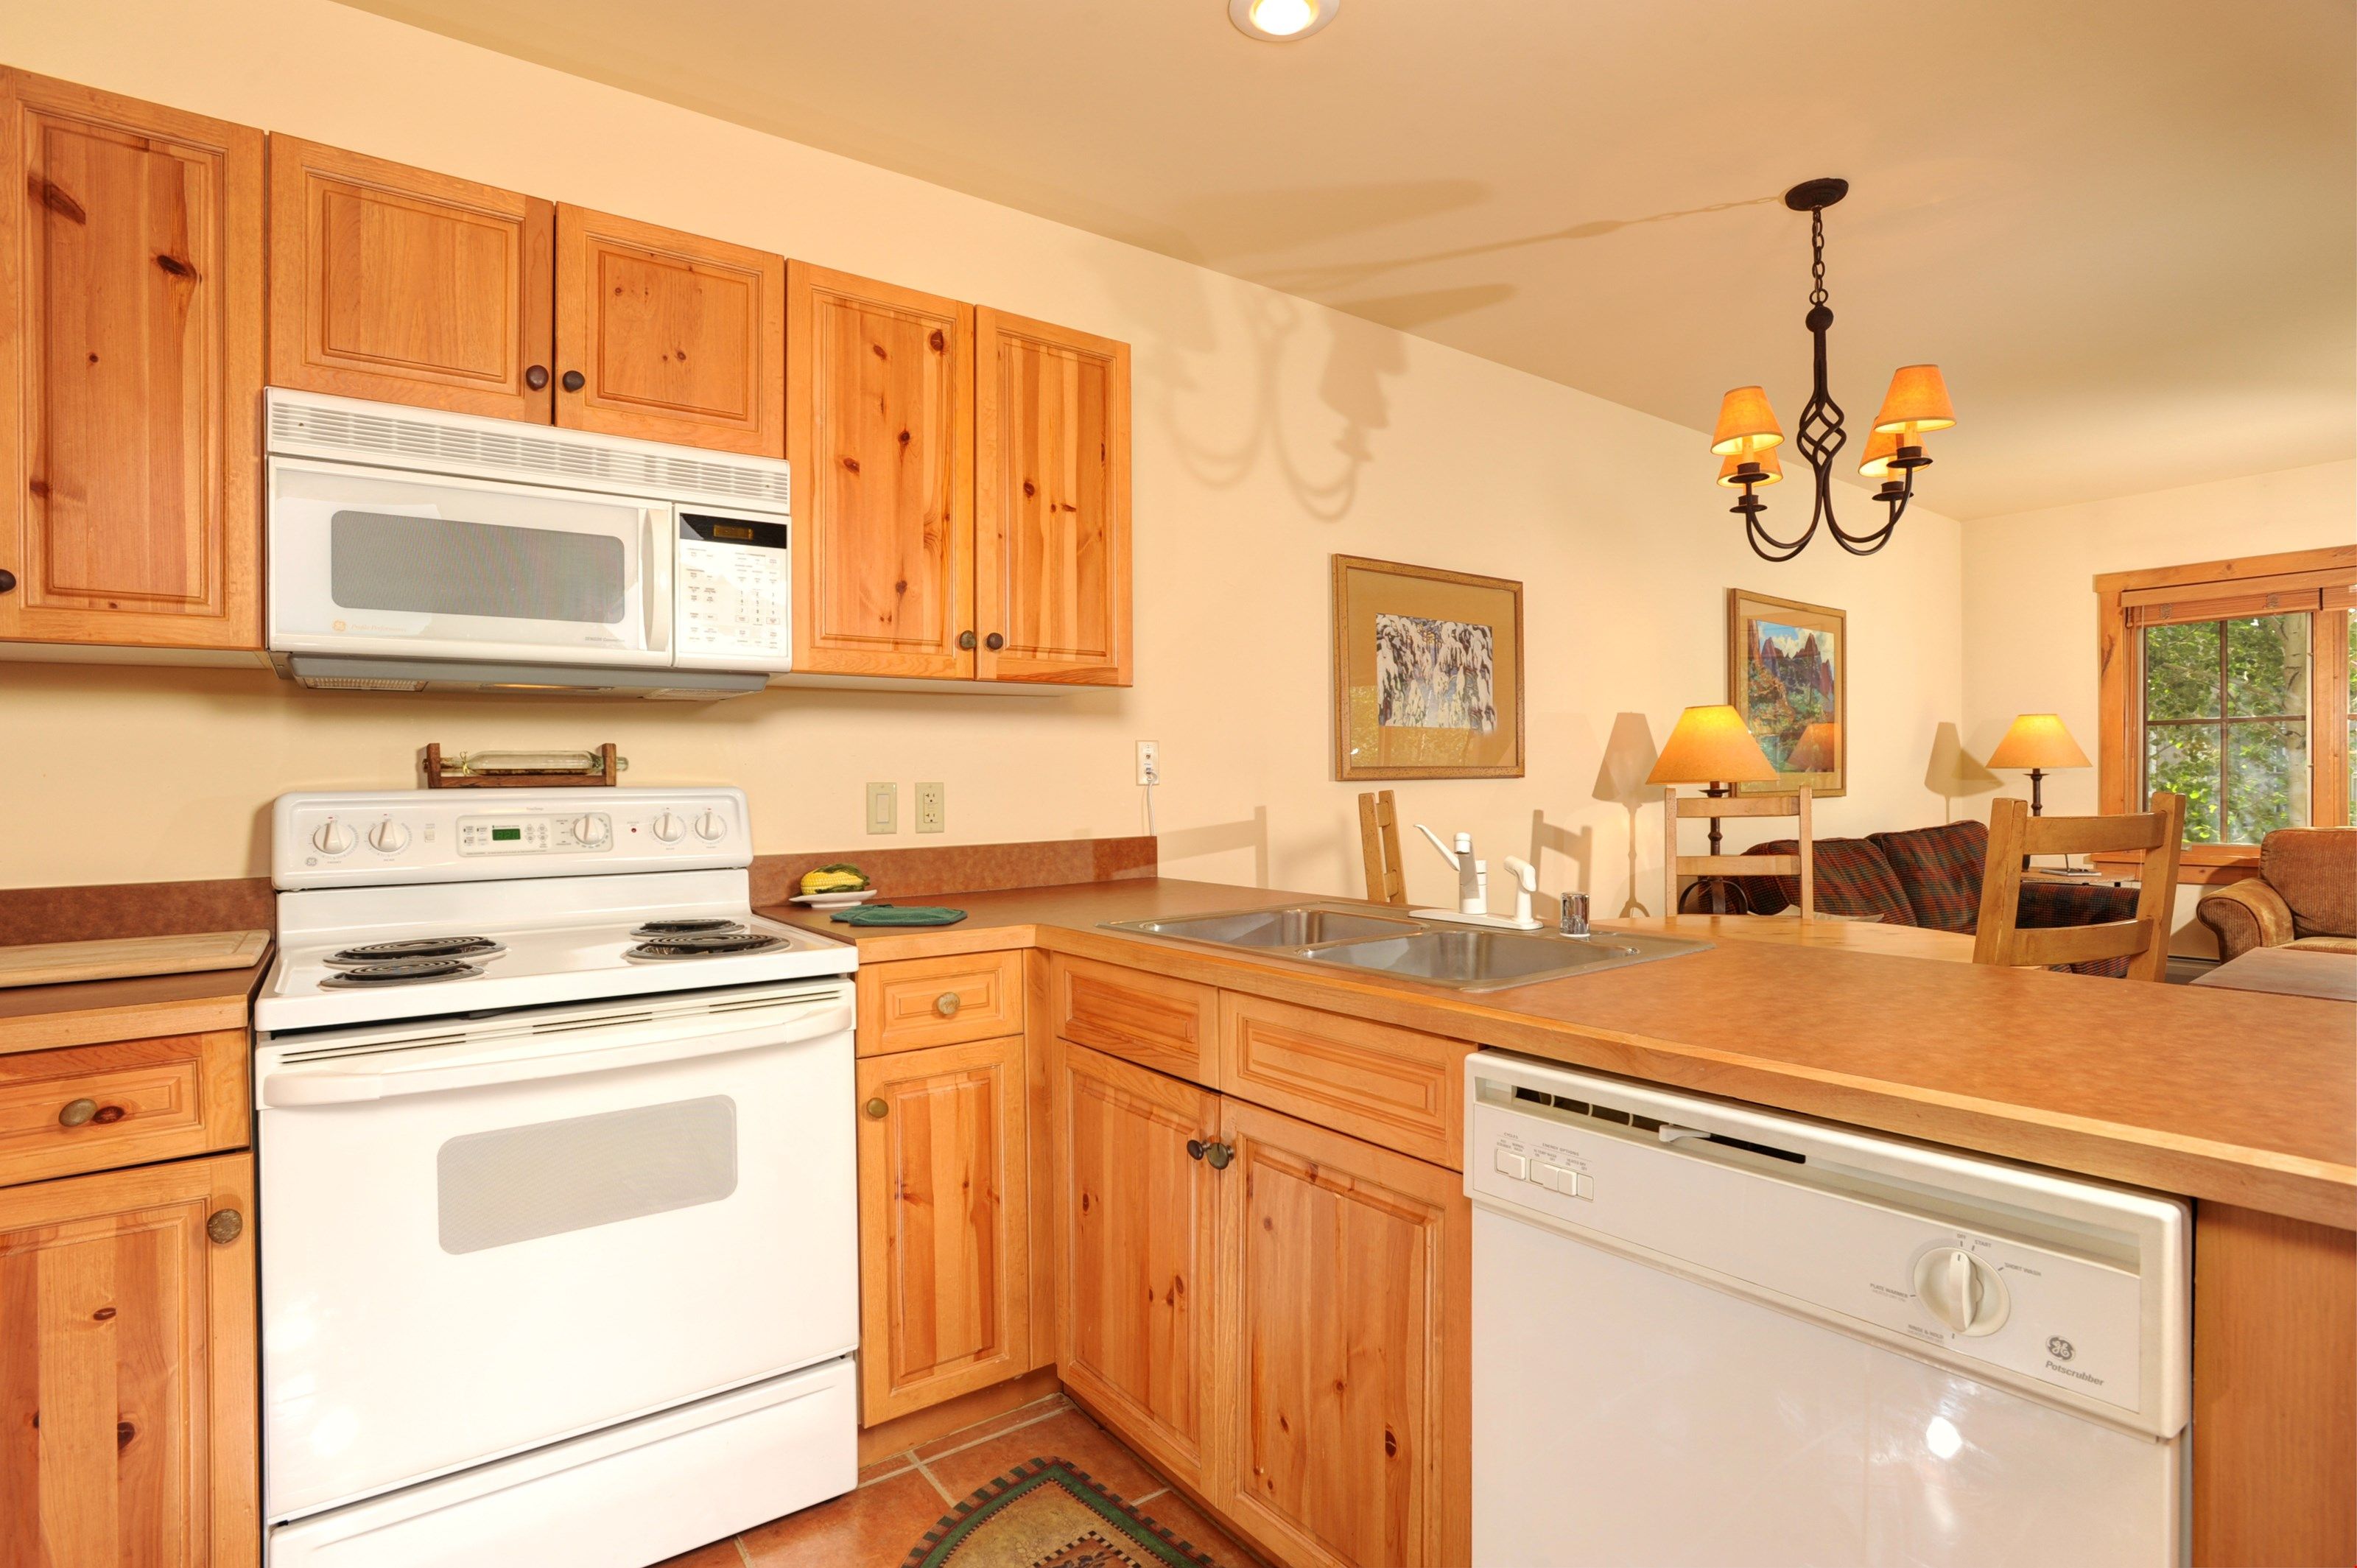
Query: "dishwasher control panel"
1466 1052 2189 1439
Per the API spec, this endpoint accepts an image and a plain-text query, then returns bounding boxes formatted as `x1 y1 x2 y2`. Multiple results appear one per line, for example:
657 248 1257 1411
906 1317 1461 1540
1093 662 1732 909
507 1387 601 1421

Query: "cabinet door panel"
1215 1100 1469 1568
975 309 1130 685
1053 1039 1219 1492
0 1152 256 1568
267 136 552 421
555 205 783 456
788 263 972 677
0 70 261 650
856 1038 1028 1423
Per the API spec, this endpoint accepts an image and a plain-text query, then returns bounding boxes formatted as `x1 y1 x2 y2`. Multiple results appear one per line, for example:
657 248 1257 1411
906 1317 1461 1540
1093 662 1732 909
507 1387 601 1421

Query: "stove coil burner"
624 932 787 962
319 959 486 988
326 935 503 968
630 918 748 938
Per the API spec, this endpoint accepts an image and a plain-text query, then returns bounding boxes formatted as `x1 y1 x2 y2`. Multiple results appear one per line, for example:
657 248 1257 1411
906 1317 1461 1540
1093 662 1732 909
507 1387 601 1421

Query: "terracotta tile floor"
653 1392 1269 1567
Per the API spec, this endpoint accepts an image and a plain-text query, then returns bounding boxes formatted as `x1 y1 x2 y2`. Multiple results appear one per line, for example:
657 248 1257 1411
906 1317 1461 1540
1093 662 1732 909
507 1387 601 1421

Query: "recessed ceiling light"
1229 0 1339 42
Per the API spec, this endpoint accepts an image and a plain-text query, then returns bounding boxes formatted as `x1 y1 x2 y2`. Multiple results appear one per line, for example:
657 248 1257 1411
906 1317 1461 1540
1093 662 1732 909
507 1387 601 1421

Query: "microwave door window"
331 511 629 626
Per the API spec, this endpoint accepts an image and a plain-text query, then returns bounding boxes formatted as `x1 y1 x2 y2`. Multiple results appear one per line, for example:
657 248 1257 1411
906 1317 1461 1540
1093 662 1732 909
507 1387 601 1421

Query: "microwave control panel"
676 512 789 668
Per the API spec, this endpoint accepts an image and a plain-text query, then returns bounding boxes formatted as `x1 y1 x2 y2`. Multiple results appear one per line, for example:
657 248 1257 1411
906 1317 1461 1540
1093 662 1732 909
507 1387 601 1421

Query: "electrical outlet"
865 782 898 835
915 782 945 834
1137 741 1160 786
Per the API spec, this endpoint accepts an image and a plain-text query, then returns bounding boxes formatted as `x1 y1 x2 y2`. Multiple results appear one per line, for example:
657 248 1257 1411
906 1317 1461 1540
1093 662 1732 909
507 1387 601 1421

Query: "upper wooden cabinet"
0 1152 258 1567
0 71 262 650
975 309 1131 686
267 136 553 423
788 262 974 678
555 205 784 457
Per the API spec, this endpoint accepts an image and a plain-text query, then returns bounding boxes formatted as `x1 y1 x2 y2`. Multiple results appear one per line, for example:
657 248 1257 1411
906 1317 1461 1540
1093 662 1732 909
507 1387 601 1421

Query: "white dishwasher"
1466 1052 2190 1567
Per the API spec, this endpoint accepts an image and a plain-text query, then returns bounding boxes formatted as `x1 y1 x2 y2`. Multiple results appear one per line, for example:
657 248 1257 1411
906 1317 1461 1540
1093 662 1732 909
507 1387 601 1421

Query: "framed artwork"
1332 555 1524 780
1727 587 1847 798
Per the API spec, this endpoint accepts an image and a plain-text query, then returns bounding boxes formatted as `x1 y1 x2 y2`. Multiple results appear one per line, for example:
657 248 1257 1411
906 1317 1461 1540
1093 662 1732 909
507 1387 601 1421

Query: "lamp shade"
1870 365 1956 435
1717 446 1783 489
1646 705 1780 785
1710 386 1784 457
1785 721 1840 773
1857 426 1903 479
1987 713 2090 771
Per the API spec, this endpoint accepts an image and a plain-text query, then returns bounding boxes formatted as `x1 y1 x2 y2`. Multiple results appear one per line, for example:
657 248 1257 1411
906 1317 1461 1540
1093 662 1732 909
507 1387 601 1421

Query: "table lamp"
1986 714 2088 817
1647 705 1780 913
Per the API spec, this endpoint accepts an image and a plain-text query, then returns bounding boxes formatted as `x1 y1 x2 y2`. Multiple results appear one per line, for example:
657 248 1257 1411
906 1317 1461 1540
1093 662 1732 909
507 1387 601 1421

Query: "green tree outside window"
2143 614 2311 843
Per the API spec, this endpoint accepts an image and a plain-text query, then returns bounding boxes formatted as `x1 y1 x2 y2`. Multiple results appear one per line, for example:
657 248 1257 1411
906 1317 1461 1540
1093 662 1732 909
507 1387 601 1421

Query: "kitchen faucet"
1411 824 1545 931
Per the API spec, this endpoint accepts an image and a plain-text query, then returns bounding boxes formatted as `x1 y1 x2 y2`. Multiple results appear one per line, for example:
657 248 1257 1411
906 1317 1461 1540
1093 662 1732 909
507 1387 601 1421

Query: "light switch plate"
915 782 945 834
865 782 898 835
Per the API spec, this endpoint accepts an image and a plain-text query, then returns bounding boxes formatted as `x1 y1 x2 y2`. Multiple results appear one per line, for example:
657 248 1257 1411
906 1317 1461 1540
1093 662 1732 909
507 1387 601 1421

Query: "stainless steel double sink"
1101 903 1710 993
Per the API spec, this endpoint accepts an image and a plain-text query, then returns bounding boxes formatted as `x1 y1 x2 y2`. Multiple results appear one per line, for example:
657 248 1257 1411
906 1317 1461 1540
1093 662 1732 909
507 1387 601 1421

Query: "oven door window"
268 458 670 661
437 1096 738 1255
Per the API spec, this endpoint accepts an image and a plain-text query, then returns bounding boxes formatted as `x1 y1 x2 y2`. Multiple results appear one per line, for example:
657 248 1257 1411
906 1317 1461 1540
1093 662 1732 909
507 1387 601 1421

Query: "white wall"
0 0 1967 913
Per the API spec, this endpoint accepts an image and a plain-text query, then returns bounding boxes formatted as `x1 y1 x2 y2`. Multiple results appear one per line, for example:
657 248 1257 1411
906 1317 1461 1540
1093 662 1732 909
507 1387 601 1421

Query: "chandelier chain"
1808 207 1827 308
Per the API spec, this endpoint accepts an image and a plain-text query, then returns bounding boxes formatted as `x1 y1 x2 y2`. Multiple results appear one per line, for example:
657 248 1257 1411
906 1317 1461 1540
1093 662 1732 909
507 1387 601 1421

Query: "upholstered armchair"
2196 828 2357 960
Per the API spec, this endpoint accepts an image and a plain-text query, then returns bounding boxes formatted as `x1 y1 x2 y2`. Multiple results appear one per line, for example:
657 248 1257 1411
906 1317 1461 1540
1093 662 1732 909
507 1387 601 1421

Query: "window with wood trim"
2096 546 2356 880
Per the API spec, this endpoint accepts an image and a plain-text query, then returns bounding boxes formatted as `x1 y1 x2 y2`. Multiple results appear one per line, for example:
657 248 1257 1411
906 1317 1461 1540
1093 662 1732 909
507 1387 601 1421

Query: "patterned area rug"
902 1458 1221 1568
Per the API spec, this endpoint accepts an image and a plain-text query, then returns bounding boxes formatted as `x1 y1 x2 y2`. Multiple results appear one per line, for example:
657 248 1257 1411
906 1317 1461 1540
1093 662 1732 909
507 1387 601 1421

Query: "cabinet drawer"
1052 956 1218 1083
1218 994 1468 1169
0 1030 250 1186
857 952 1025 1055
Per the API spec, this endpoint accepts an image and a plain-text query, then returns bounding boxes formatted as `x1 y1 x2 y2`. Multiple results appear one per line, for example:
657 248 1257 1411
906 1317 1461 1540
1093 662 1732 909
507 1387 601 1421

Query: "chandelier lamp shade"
1712 179 1958 562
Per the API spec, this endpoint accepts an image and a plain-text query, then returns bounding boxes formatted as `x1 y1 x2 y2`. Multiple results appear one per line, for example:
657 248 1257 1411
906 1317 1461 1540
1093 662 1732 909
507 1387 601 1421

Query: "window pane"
2148 725 2221 843
2144 622 2220 720
2224 614 2310 717
2224 720 2308 843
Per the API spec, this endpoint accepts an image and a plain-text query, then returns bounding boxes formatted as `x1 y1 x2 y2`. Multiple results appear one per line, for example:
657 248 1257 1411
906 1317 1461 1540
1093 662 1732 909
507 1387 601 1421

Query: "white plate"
788 888 879 909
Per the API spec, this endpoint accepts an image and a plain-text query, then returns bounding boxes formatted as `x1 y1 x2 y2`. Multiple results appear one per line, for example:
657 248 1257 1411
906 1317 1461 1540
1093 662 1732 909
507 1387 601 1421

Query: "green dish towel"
829 904 967 927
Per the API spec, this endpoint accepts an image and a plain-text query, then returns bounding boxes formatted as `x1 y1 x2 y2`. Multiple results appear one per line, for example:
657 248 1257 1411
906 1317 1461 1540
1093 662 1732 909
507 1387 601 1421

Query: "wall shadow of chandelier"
1711 178 1956 562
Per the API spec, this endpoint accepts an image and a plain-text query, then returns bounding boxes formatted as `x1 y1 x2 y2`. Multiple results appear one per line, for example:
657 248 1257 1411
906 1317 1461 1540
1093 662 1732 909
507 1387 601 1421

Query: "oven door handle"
260 999 853 1106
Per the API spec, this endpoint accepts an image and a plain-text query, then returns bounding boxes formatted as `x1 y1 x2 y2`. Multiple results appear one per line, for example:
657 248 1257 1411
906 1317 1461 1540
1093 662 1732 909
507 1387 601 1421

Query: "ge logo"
2047 1335 2074 1361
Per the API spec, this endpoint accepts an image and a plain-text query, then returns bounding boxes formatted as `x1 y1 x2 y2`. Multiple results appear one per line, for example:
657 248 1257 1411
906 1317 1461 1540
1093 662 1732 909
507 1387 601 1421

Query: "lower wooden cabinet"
0 1150 257 1567
854 1037 1030 1424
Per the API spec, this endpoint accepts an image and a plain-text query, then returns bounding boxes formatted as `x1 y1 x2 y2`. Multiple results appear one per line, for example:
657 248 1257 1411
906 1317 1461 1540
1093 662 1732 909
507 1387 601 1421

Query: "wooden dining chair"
1973 791 2186 981
1357 790 1408 907
1664 785 1814 918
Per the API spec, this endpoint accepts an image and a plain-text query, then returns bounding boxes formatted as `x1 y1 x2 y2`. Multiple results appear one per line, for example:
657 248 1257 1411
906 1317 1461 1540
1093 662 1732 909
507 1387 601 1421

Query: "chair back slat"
1357 790 1409 907
1675 795 1805 820
1975 792 2186 981
1665 784 1815 920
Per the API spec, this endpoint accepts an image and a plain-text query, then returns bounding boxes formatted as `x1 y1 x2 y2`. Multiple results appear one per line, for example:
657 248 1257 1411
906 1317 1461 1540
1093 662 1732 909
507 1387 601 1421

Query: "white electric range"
255 787 860 1568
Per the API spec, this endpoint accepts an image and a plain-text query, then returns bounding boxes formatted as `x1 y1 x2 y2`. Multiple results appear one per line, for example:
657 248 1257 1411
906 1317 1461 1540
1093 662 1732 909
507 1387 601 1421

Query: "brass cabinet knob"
0 568 16 594
984 633 1005 651
863 1098 889 1120
524 365 549 390
934 992 962 1018
958 630 977 650
58 1097 99 1128
561 369 586 392
206 1209 244 1245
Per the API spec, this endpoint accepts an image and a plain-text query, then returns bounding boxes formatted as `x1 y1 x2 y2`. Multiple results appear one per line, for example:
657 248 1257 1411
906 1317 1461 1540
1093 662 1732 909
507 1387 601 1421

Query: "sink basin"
1102 903 1708 992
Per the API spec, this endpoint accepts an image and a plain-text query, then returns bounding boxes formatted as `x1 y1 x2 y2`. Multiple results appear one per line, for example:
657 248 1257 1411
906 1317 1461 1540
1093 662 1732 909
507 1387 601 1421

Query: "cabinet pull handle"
561 370 586 392
984 633 1005 651
934 992 962 1018
525 365 549 390
958 630 977 650
0 568 15 594
1186 1139 1206 1161
1186 1139 1234 1169
863 1097 889 1120
58 1097 98 1128
206 1209 244 1245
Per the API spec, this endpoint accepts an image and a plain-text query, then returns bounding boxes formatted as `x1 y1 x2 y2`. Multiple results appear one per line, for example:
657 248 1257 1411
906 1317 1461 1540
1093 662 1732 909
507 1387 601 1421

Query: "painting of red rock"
1727 588 1847 797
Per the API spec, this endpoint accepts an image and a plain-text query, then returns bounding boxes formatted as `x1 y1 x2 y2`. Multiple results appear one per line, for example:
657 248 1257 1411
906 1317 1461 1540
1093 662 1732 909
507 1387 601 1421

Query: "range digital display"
492 826 522 842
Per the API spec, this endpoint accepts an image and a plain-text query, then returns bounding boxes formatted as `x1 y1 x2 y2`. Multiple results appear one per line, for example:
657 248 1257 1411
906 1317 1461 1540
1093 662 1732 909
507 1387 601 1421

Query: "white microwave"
265 390 792 698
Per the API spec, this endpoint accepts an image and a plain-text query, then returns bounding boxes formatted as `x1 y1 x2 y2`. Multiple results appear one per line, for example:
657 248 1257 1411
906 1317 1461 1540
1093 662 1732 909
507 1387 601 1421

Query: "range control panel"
273 788 754 889
675 512 789 669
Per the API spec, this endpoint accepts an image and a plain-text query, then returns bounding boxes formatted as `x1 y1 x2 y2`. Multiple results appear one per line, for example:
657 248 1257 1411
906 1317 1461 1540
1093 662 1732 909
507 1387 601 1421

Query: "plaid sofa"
1736 820 2140 978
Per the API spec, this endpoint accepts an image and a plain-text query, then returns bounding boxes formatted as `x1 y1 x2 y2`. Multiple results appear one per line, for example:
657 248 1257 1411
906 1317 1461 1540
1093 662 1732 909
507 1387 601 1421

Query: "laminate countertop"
767 877 2357 1230
0 958 269 1055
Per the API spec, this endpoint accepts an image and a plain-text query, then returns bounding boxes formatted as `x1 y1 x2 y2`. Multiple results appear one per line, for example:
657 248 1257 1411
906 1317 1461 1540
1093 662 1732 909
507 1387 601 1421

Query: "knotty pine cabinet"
0 70 264 651
0 1151 259 1567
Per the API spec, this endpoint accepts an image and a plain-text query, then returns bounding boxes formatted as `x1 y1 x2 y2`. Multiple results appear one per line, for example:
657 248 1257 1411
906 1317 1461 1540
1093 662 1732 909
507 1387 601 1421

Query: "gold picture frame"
1332 555 1525 780
1727 587 1847 798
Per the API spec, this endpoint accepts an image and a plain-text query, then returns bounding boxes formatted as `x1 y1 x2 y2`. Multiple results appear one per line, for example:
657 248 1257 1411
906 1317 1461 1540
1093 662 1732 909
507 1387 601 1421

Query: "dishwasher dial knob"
366 818 410 854
1914 1247 2010 1337
694 809 726 843
651 811 686 844
312 817 355 856
572 814 610 847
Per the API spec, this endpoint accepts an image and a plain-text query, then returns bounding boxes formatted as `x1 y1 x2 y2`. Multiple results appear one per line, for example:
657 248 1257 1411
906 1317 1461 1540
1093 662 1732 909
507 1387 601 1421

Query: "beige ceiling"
334 0 2355 518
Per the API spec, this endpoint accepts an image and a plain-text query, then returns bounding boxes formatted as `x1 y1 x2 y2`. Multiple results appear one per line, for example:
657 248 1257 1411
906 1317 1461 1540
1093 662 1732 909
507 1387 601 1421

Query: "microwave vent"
298 672 429 692
268 395 791 510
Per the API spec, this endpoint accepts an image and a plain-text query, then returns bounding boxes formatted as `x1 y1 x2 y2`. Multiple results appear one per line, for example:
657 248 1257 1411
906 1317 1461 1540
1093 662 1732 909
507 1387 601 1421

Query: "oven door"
256 984 857 1522
267 457 672 666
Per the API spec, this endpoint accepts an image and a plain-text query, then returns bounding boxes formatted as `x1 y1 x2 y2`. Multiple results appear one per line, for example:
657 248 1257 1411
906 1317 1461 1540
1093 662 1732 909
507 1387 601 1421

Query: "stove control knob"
573 815 610 848
694 809 727 843
652 811 686 844
312 818 355 857
1914 1247 2009 1337
367 819 410 854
